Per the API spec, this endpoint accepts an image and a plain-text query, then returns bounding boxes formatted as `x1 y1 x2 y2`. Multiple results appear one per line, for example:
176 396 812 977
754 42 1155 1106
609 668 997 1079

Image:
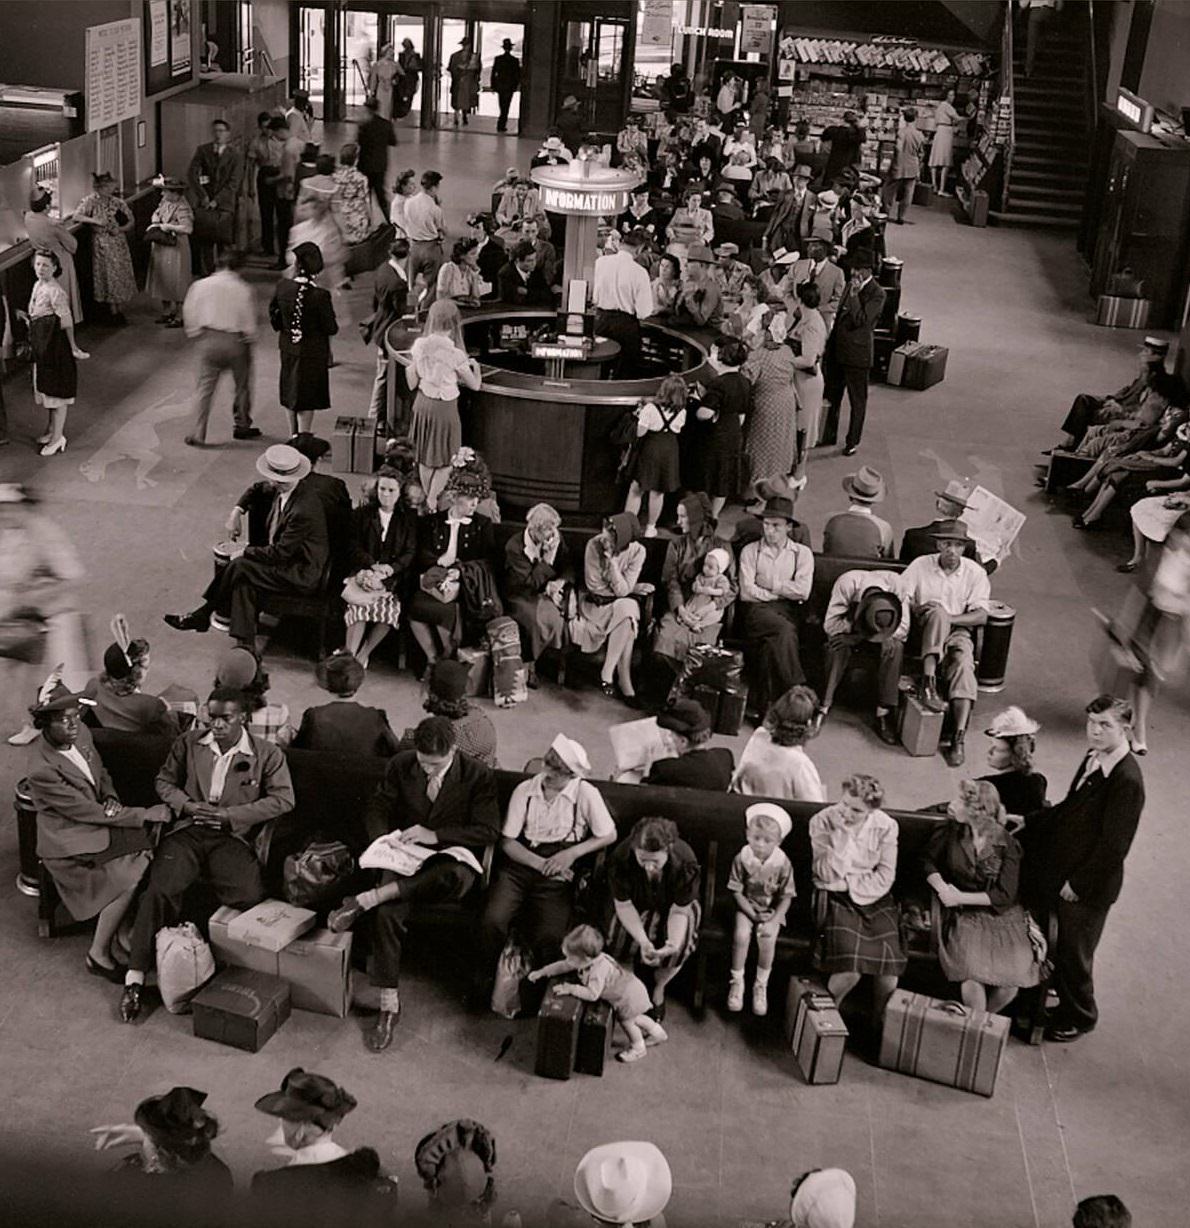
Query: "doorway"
342 11 427 128
436 17 525 134
557 16 631 135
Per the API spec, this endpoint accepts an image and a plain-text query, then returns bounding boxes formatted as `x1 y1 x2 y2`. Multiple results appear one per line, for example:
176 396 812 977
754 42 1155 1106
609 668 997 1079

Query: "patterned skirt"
344 592 401 628
815 892 907 977
607 902 701 976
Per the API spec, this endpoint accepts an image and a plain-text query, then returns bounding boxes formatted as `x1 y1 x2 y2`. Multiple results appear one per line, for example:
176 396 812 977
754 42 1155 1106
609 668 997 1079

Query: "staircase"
994 5 1090 228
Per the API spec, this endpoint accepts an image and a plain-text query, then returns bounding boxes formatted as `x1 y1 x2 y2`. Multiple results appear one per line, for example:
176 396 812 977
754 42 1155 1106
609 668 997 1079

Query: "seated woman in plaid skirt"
809 773 905 1024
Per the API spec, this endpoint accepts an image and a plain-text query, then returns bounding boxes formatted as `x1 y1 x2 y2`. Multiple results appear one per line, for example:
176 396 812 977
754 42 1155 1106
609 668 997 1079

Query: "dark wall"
0 0 132 91
776 0 997 49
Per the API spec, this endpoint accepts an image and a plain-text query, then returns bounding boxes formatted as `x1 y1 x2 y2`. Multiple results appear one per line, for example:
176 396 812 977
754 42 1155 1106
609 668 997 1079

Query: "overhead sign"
85 17 142 131
539 185 632 215
740 5 775 56
641 0 673 48
1115 86 1154 134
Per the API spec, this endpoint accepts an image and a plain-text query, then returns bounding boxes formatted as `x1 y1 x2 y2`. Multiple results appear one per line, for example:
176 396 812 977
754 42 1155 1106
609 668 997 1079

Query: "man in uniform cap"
901 519 991 766
645 698 735 790
818 571 909 745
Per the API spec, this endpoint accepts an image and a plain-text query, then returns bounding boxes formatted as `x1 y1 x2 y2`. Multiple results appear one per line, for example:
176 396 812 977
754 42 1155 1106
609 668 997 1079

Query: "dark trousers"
823 354 871 449
741 600 804 713
594 309 642 378
1061 393 1105 444
257 170 278 255
479 860 574 976
129 826 264 971
201 557 316 643
371 858 476 987
496 90 516 131
1051 898 1110 1033
824 634 903 710
365 171 390 220
275 198 295 261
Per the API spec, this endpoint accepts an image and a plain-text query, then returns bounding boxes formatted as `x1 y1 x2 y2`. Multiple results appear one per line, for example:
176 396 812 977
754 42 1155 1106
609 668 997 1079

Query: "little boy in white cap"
727 802 796 1015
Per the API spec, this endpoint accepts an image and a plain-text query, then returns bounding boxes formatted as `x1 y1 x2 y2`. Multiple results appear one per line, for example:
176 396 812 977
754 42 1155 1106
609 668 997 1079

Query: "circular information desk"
385 308 714 521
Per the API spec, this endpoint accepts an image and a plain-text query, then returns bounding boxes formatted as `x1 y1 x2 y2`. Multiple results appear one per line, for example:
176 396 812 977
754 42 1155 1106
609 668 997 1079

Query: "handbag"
0 611 48 663
346 222 396 278
420 565 460 604
193 206 234 244
283 839 355 909
145 225 178 246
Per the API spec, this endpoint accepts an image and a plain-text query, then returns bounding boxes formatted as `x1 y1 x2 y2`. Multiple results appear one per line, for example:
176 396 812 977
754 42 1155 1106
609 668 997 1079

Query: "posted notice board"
86 18 143 132
145 0 195 96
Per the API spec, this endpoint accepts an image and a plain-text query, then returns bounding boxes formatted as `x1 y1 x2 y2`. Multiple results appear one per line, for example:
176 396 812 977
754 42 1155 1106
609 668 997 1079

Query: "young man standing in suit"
784 237 846 332
119 685 295 1021
1025 695 1144 1044
491 38 522 134
164 444 330 648
644 700 735 790
822 251 885 455
186 119 243 275
327 717 500 1051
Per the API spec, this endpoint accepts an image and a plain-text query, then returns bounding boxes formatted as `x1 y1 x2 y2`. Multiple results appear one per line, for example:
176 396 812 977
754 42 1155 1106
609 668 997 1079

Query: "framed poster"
144 0 195 96
86 18 143 132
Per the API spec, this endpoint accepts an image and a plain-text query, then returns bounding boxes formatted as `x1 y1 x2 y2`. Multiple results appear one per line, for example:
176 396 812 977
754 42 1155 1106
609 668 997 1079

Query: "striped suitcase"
878 989 1009 1097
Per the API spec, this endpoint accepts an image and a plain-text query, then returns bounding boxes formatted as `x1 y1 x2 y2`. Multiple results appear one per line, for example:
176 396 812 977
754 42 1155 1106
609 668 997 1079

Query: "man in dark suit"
497 240 554 307
119 686 295 1021
187 118 243 275
784 237 846 331
327 716 500 1051
822 251 885 455
899 483 996 573
354 97 397 215
1025 694 1145 1043
491 38 521 133
164 444 330 647
645 700 734 790
288 433 352 569
763 164 817 257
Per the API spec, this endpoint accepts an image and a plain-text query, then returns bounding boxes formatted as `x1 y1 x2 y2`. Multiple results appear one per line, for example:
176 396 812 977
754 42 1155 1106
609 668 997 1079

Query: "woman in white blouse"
790 281 828 480
732 684 826 802
389 169 417 239
435 238 487 306
20 251 89 456
809 773 906 1023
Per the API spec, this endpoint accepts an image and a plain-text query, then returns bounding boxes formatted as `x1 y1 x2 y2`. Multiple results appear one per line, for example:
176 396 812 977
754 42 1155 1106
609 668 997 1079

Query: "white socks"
380 987 401 1014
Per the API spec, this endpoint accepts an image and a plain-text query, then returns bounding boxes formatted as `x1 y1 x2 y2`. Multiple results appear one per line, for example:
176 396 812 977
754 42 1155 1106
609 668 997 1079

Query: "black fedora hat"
254 1068 357 1129
135 1087 216 1155
855 589 903 641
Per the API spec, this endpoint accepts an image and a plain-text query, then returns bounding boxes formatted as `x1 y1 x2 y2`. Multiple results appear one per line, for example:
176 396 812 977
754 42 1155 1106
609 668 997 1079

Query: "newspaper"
961 485 1025 566
359 834 482 878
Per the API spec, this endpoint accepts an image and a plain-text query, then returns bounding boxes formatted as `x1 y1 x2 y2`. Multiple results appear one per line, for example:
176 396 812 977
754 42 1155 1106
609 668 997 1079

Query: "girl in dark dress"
688 336 750 516
625 373 688 539
269 241 338 435
980 707 1048 816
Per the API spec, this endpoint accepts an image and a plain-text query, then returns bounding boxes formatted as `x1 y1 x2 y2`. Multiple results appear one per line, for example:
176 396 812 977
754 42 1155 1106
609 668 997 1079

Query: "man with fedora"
645 698 735 790
738 496 815 714
288 432 352 563
119 684 294 1021
784 235 845 330
902 519 991 766
711 241 752 299
164 444 330 647
674 245 722 327
900 480 995 572
817 569 908 744
555 95 586 155
764 164 818 257
821 249 885 456
823 466 894 558
555 1141 672 1227
491 38 521 133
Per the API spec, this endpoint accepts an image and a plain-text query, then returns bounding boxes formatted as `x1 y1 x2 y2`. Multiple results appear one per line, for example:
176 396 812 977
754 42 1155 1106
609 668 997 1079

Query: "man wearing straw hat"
551 1140 673 1226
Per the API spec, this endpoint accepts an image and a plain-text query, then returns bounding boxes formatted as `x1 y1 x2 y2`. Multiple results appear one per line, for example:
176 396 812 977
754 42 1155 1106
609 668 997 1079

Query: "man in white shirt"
182 250 259 447
901 519 991 766
404 170 447 287
784 237 846 330
818 573 907 744
593 230 654 377
738 497 815 714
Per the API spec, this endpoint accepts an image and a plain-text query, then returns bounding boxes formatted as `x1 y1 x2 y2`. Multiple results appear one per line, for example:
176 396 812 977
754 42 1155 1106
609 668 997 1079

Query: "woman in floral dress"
331 144 372 246
74 172 136 324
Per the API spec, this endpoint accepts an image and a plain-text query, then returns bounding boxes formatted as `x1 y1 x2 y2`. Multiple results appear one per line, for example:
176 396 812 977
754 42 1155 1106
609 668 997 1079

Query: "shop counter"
385 307 714 521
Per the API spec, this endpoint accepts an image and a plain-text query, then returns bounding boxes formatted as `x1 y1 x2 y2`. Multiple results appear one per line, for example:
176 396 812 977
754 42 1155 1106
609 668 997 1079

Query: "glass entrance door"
297 6 328 117
436 18 525 134
338 11 426 127
557 16 630 136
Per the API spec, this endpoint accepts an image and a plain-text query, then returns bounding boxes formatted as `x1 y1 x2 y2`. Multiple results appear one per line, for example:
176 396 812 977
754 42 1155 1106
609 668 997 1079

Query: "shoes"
1116 561 1138 573
86 955 126 984
617 1043 648 1063
600 681 616 700
163 610 211 633
155 314 173 324
647 1000 667 1024
752 983 768 1017
119 983 143 1023
842 444 859 457
1044 1023 1088 1044
919 677 946 712
328 896 365 933
366 1008 399 1052
165 316 183 329
727 979 744 1013
210 614 232 633
7 724 40 747
943 732 966 768
643 524 658 538
875 711 899 745
810 706 828 737
234 427 263 440
525 663 538 690
184 436 206 448
1073 516 1100 531
40 436 67 457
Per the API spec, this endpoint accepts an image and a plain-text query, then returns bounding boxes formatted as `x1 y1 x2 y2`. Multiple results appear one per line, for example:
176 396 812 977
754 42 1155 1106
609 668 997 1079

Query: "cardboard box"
786 977 848 1085
903 344 948 390
278 928 354 1018
899 692 944 757
331 416 356 474
226 900 317 953
209 906 279 975
887 342 923 387
879 989 1009 1097
192 967 291 1052
1095 295 1151 329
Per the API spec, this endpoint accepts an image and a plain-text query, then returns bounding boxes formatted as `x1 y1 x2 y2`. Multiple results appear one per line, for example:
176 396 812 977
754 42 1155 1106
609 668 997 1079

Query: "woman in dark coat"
686 337 751 515
503 501 574 687
980 707 1048 816
269 241 338 435
292 650 400 757
343 465 417 667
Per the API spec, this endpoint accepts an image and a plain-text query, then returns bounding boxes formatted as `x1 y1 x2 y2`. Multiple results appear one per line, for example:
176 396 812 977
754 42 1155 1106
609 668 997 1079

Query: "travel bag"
535 980 584 1079
574 999 615 1076
903 344 948 390
898 691 943 756
785 977 848 1084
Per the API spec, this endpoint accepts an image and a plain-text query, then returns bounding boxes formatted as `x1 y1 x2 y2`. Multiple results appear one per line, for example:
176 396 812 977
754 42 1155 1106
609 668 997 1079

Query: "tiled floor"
1 131 1186 1225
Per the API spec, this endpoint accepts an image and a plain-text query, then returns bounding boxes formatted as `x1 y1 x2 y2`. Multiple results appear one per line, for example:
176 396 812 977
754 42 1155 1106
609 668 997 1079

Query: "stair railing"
1001 0 1016 207
1084 0 1100 128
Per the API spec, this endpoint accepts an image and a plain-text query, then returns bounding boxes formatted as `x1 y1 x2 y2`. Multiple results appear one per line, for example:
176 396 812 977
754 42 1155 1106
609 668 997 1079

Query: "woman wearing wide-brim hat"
73 171 136 324
269 241 338 434
979 706 1047 816
145 177 194 327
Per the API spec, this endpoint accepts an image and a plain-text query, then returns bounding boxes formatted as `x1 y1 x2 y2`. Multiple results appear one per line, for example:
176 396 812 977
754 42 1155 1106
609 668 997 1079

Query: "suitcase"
689 684 721 729
1095 295 1151 329
456 646 491 697
968 189 989 227
887 342 922 387
1044 450 1094 495
871 331 897 382
715 684 748 736
912 180 933 207
879 989 1010 1097
535 981 584 1080
331 417 356 474
877 284 901 332
903 344 948 390
574 999 614 1076
786 977 848 1085
351 417 377 473
898 691 943 756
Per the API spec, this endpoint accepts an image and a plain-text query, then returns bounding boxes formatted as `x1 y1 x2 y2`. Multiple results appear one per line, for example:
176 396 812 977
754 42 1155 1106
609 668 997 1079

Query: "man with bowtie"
783 236 845 331
119 685 294 1022
327 716 500 1051
1023 694 1145 1043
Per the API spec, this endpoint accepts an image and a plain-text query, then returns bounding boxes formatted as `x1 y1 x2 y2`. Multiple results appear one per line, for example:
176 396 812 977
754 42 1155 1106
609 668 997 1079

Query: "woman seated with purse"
343 465 417 668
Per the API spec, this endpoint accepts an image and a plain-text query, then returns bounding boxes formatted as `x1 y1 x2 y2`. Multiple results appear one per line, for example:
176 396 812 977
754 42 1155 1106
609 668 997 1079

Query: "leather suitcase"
887 342 922 387
714 684 748 736
1044 450 1094 495
574 999 614 1076
879 989 1009 1097
331 416 356 474
898 692 943 756
786 977 848 1084
903 345 948 390
1095 295 1151 329
535 981 584 1080
690 684 721 729
351 417 377 473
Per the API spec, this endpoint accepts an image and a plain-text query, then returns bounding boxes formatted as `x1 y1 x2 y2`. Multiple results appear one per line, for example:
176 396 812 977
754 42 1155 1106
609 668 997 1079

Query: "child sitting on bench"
529 925 667 1064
